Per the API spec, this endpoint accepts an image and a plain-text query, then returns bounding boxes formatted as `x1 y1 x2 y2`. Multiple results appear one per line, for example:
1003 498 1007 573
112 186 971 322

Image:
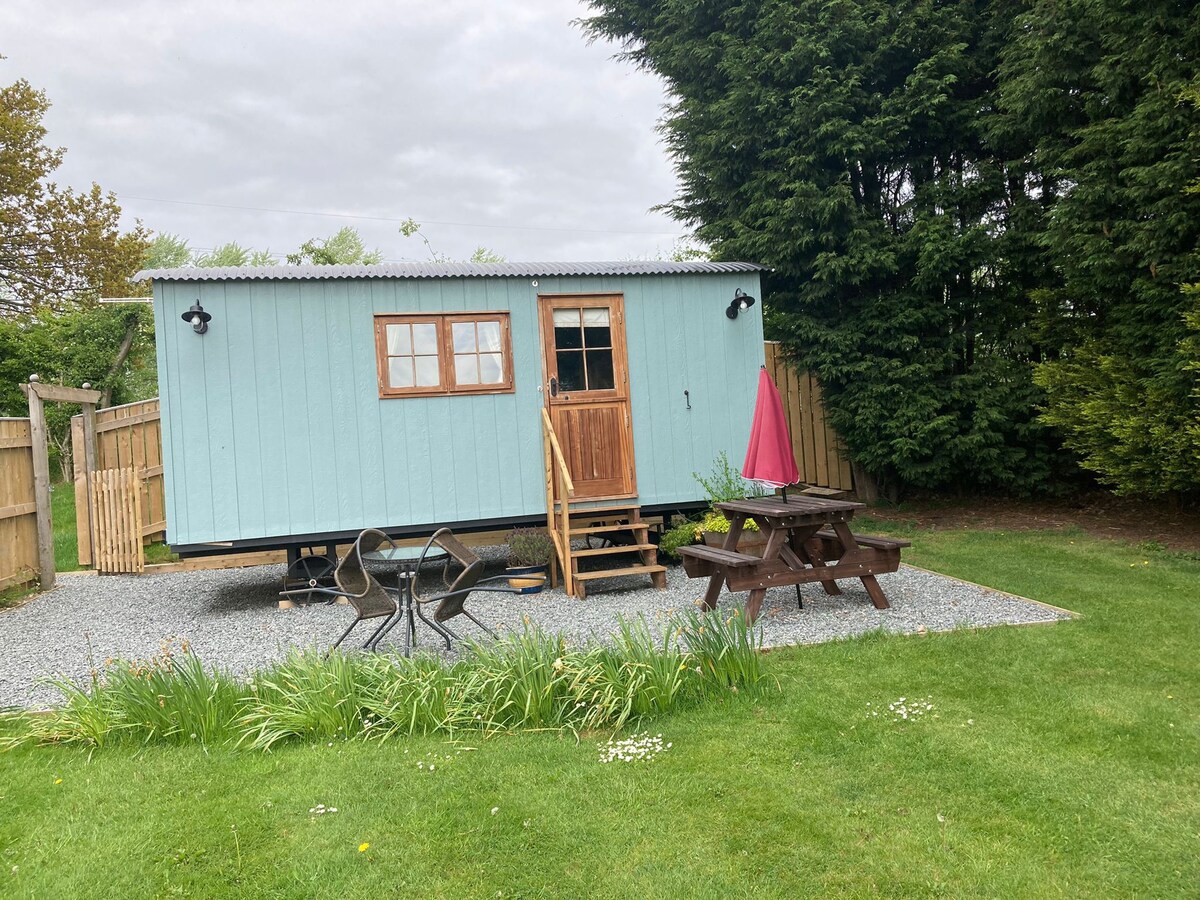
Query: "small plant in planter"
696 511 764 555
693 453 767 555
504 528 554 594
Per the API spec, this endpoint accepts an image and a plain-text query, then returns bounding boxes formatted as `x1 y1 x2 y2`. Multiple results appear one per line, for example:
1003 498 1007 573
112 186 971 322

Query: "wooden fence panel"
0 418 39 590
90 468 144 574
72 399 165 566
763 342 855 492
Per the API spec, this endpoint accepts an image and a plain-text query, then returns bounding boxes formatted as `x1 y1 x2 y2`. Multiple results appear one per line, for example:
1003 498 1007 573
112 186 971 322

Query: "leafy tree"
1005 8 1200 496
0 303 154 478
583 0 1066 497
287 226 381 265
583 0 1200 499
195 242 277 267
144 233 191 269
400 218 504 264
0 69 147 312
469 246 505 264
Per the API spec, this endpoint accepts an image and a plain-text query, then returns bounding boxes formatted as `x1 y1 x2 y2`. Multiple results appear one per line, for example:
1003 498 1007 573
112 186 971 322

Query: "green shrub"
659 517 701 559
693 452 765 505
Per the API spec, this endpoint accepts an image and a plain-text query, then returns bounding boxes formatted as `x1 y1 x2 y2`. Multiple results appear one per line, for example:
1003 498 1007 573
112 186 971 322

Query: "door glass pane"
582 307 611 348
388 357 414 388
583 324 611 349
586 349 615 390
412 322 438 354
556 350 584 391
582 308 610 327
454 353 479 385
479 353 504 384
476 320 502 352
414 355 440 387
552 309 580 327
452 322 476 353
553 307 583 350
386 323 411 355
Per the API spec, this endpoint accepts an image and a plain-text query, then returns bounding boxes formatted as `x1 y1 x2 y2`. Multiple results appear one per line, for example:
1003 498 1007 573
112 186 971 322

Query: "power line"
121 194 684 237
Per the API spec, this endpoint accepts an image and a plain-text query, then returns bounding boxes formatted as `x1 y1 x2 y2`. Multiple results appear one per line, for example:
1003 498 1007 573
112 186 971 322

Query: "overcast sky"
1 0 686 263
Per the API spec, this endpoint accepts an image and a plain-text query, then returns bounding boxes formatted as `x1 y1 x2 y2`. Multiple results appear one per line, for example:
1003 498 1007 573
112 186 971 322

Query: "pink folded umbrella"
742 366 799 498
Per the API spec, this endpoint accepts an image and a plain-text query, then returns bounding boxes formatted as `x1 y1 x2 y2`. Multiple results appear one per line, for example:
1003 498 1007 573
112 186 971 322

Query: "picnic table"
678 495 910 622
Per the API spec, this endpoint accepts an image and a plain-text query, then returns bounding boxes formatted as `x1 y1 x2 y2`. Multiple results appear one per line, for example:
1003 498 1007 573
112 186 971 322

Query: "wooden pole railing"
541 409 575 596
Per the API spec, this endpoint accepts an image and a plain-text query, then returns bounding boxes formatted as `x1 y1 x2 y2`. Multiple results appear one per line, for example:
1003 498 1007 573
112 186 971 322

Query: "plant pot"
702 530 766 557
506 564 548 594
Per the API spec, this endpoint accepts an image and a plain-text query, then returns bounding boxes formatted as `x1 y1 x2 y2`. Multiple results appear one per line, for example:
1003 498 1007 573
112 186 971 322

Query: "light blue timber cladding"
154 272 763 546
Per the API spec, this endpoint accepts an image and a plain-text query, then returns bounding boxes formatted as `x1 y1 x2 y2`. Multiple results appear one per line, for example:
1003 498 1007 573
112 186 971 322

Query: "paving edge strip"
900 562 1081 620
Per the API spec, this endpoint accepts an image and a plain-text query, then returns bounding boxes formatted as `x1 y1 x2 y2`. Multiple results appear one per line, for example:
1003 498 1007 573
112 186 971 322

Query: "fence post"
22 378 55 591
80 400 99 567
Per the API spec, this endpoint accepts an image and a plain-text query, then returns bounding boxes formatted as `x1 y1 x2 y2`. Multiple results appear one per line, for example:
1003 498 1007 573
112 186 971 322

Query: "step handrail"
540 409 575 496
541 408 575 596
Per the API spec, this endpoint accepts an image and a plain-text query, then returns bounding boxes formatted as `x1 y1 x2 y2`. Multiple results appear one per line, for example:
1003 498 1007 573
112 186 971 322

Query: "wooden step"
571 543 656 558
556 503 640 516
574 564 668 582
569 522 649 536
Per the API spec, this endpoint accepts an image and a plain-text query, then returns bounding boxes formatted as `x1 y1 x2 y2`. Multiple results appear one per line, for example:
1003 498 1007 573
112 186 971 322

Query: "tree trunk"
99 320 138 408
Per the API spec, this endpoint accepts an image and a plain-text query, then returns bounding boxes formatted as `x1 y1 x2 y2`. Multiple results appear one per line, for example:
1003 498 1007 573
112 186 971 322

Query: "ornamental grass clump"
677 608 765 690
3 612 767 752
15 639 245 748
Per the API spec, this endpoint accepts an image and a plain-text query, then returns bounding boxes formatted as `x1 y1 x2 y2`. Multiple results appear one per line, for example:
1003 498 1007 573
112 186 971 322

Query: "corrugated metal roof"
134 260 767 282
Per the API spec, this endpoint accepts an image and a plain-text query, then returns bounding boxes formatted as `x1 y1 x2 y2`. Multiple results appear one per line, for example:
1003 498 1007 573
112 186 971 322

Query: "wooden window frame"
374 312 514 398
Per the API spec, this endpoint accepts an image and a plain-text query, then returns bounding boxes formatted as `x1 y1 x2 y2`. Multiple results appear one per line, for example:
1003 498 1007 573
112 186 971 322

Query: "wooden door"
539 294 636 500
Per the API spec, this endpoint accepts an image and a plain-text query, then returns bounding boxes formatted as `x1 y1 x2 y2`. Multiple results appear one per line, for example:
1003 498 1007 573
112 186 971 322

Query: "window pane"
412 322 438 354
476 320 502 352
555 326 582 350
454 353 479 385
414 354 440 387
553 308 583 350
452 322 476 353
387 357 414 388
556 350 584 391
479 353 504 384
552 309 580 328
586 349 615 390
582 308 610 327
583 325 612 348
386 323 411 355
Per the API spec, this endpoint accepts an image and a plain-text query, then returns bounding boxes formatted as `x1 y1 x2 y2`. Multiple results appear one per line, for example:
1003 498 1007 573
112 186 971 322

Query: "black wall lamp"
726 288 756 320
182 301 211 335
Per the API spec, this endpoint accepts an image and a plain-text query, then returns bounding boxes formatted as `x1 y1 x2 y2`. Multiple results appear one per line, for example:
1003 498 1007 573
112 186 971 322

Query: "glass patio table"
361 544 449 655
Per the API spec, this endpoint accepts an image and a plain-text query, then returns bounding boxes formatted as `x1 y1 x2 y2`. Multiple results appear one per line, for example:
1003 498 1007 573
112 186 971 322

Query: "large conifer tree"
583 0 1200 498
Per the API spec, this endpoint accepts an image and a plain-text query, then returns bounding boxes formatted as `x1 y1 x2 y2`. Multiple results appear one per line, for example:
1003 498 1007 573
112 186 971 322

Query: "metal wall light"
182 301 211 335
726 288 756 319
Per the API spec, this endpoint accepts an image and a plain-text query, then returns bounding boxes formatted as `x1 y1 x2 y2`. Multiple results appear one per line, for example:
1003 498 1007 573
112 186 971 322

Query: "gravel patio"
0 551 1071 709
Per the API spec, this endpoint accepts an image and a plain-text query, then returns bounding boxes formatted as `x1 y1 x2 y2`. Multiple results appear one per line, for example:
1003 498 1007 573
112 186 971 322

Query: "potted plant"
693 452 768 555
504 528 554 593
697 510 766 556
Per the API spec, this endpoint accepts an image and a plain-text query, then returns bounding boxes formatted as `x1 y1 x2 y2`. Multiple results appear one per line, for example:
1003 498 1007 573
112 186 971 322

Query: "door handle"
548 376 559 397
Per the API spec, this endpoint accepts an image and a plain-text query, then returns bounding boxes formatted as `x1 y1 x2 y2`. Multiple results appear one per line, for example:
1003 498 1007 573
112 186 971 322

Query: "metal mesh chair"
279 528 400 653
405 527 543 651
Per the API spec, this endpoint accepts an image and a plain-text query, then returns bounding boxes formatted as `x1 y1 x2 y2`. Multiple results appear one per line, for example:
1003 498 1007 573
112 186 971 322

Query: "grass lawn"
2 527 1197 897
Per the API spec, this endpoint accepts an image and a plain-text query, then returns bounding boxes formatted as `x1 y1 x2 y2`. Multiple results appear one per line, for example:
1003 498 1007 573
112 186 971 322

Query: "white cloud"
1 0 685 261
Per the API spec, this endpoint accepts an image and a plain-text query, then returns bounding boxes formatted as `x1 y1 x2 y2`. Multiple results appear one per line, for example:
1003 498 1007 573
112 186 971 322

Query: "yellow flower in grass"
358 842 370 853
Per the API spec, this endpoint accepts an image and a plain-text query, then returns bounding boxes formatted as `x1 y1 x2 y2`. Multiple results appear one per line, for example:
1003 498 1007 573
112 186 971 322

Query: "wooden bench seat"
677 544 761 568
813 529 911 550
